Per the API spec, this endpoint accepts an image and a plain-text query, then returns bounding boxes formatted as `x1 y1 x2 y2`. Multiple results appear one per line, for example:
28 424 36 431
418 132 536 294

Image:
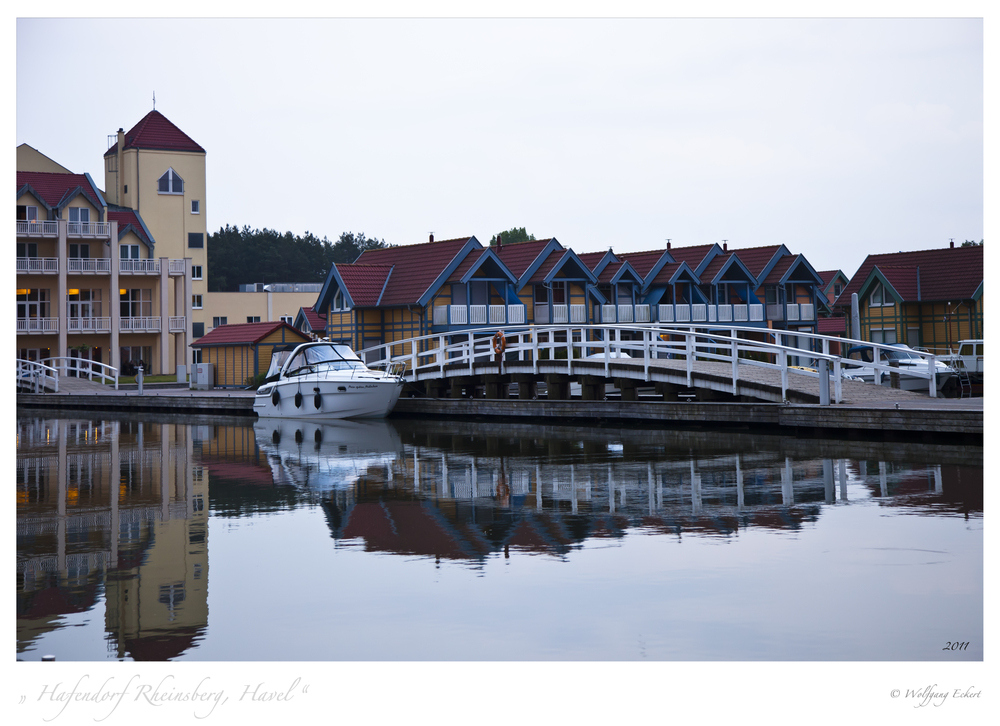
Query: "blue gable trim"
691 244 725 277
639 249 677 288
459 247 518 285
754 244 793 283
542 248 599 285
777 254 824 286
517 238 565 290
315 263 354 312
609 260 643 286
416 236 483 307
589 249 619 278
708 255 757 286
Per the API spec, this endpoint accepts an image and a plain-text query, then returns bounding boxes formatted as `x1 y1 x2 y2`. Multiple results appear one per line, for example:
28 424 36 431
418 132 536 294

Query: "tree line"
206 226 391 292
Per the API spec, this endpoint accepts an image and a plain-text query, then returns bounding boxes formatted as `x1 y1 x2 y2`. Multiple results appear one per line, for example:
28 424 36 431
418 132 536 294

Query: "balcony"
120 317 162 333
67 222 111 238
67 258 111 274
67 317 111 333
169 316 187 333
168 259 186 276
16 257 59 274
16 318 59 334
766 303 815 323
119 259 161 275
433 304 526 327
657 303 764 324
17 220 59 237
533 305 587 325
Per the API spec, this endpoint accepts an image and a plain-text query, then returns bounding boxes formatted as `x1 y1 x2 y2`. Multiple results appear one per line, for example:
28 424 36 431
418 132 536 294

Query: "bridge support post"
579 376 605 400
484 374 509 400
617 378 638 402
514 374 537 399
544 375 570 400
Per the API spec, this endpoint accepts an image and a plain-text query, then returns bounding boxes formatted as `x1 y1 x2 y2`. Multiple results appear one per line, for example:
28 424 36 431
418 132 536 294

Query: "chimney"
723 242 728 252
497 232 502 250
950 239 955 248
429 233 434 243
667 241 671 250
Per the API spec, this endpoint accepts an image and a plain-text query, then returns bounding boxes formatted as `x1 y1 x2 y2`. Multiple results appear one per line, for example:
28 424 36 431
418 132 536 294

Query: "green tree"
490 227 536 246
961 239 983 247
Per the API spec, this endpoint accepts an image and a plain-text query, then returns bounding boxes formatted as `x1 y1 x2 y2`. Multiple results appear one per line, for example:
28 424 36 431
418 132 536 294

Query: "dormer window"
158 168 184 194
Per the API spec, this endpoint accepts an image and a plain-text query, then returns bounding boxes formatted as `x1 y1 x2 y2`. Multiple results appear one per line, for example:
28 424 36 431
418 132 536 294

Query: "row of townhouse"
314 234 838 358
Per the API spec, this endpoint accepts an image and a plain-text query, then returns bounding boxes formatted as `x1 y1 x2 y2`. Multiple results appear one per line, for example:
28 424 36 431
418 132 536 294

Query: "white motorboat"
843 344 956 394
254 341 404 419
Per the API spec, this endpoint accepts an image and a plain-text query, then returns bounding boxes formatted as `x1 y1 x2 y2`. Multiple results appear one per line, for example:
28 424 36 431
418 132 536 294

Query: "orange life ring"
492 330 507 356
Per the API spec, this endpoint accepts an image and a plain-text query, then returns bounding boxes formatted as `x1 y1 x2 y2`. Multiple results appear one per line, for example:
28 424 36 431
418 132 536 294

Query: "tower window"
158 168 184 194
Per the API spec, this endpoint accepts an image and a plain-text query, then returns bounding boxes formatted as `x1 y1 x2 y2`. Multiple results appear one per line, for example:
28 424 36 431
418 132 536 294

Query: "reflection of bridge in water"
249 418 978 562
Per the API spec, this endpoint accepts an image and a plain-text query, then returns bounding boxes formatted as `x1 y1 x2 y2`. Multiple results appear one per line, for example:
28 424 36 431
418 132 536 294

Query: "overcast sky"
15 14 983 279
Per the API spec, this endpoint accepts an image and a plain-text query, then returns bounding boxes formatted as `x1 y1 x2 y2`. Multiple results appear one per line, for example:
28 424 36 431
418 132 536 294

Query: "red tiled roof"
760 255 795 285
618 249 668 278
837 245 983 306
104 110 204 155
817 270 842 287
699 253 733 281
527 250 568 283
107 208 152 246
597 261 624 284
192 321 309 347
301 305 326 331
336 264 393 307
446 248 486 282
354 237 473 305
495 238 558 278
577 251 609 271
817 317 847 334
17 171 103 211
730 245 784 278
665 243 717 269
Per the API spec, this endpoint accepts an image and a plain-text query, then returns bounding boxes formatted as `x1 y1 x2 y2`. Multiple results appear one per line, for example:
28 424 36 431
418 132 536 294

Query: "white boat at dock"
254 341 404 419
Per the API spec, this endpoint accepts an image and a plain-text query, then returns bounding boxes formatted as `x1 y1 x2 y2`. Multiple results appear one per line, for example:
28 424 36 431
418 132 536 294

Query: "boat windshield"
284 344 367 374
265 349 293 379
881 347 921 361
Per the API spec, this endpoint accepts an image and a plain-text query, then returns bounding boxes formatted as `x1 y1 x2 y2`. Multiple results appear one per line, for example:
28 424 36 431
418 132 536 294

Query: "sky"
13 11 984 279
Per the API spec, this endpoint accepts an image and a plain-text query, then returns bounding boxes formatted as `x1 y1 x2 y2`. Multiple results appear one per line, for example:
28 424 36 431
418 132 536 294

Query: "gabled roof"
665 244 719 274
445 247 518 284
527 248 598 285
759 254 823 286
17 171 106 216
295 305 327 332
818 270 847 289
644 260 700 288
108 205 155 251
104 110 205 156
495 238 563 283
736 244 789 280
352 236 480 306
598 260 643 286
835 245 983 307
699 253 757 285
335 264 394 307
577 250 619 277
192 321 309 347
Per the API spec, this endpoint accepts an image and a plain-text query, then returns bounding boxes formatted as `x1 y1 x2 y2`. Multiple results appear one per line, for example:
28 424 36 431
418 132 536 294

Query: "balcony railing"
120 317 162 333
433 304 527 326
67 222 111 237
16 317 59 333
67 258 111 274
17 220 59 237
168 259 186 276
119 259 161 274
767 303 815 323
658 303 764 324
67 317 111 333
16 257 59 274
169 316 187 332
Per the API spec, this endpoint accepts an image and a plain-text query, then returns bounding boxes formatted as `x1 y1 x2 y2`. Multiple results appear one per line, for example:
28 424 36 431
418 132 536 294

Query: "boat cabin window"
285 344 366 374
848 348 874 363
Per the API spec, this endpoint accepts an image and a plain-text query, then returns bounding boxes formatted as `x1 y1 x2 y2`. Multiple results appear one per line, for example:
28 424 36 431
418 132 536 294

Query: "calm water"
16 410 982 661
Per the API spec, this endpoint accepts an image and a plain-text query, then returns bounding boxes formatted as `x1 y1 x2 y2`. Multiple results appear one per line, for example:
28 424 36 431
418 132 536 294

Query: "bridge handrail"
47 357 120 390
16 358 60 393
359 323 856 404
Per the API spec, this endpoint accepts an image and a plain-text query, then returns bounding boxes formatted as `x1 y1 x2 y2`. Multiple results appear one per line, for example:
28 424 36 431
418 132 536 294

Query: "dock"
16 380 983 443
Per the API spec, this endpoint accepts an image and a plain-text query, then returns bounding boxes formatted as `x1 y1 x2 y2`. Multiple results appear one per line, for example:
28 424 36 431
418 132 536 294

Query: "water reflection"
16 411 982 660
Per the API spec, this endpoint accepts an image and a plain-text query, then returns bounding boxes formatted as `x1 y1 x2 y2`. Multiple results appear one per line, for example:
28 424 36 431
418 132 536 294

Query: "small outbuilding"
191 321 312 388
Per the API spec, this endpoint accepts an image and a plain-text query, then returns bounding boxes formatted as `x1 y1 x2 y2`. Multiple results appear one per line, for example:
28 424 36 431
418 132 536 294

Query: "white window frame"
158 168 184 195
246 316 261 323
871 328 898 345
869 282 894 307
332 290 351 311
191 200 200 214
192 294 203 309
191 265 203 280
280 315 294 324
212 316 228 327
120 244 140 260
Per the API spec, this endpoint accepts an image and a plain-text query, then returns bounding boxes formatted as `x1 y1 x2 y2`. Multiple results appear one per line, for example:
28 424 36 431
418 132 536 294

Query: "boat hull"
254 377 403 419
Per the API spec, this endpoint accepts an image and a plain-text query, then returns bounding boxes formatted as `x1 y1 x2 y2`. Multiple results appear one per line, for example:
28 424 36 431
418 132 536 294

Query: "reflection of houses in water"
16 417 207 660
852 460 982 516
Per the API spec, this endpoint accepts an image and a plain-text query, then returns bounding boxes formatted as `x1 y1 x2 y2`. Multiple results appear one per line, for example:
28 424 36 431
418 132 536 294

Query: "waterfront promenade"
16 377 984 441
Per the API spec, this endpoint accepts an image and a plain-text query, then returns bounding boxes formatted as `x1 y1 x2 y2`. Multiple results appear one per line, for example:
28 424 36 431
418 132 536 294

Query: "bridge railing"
16 359 59 393
361 324 860 404
47 357 120 390
362 323 952 401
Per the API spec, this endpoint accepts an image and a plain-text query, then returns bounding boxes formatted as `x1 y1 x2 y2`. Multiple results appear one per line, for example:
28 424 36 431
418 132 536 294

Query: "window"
191 200 200 214
246 316 261 323
192 322 205 338
69 243 90 259
332 290 350 311
158 168 184 194
871 328 898 345
17 205 38 221
212 316 228 327
120 289 152 318
188 233 204 249
192 295 203 309
533 284 548 305
192 265 203 280
68 207 91 233
192 349 203 364
833 282 843 297
280 315 294 324
869 282 893 307
17 242 38 258
120 244 140 260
